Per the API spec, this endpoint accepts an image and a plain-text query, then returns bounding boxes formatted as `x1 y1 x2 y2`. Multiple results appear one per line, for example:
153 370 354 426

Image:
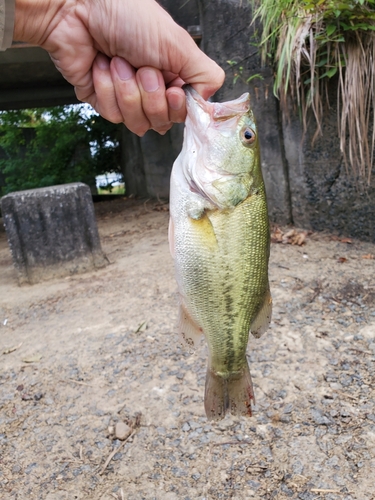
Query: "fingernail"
167 92 184 111
96 54 110 71
114 57 134 81
140 69 160 92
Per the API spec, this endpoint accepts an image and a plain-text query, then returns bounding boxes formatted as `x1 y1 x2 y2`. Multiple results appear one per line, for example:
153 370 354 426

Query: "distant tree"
0 105 122 195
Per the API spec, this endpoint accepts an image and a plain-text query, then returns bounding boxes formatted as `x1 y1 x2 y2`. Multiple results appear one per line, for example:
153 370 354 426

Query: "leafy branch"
227 60 264 85
0 106 122 195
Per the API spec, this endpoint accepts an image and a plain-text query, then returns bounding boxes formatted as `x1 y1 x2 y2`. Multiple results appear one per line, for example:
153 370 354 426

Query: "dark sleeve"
0 0 15 51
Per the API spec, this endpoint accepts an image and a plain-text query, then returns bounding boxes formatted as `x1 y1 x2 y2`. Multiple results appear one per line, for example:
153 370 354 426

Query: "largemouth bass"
169 86 272 420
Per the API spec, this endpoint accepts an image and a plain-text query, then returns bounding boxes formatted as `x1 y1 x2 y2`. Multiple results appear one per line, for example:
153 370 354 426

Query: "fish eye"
240 126 256 146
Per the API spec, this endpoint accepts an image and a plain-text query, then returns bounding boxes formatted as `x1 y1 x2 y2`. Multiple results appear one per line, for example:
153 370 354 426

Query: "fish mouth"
183 85 251 125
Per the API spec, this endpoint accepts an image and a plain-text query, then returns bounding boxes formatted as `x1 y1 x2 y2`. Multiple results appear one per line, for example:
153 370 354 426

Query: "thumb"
180 49 225 99
174 39 225 100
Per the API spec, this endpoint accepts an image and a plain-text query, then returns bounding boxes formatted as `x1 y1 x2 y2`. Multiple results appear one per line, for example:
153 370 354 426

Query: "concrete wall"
283 95 375 241
120 0 375 241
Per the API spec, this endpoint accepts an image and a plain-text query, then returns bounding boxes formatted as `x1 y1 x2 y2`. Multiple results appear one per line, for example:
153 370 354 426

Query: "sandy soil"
1 197 375 500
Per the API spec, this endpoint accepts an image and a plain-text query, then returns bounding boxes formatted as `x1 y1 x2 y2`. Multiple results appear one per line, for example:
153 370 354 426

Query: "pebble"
115 422 131 440
25 463 38 474
311 409 333 426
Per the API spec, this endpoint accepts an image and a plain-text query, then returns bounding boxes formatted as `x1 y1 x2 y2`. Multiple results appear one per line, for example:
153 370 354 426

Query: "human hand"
13 0 225 135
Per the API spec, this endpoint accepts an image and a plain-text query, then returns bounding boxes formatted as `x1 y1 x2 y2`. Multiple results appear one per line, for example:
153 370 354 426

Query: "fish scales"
169 86 272 420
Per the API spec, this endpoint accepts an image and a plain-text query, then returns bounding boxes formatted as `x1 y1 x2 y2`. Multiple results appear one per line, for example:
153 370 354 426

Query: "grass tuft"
252 0 375 181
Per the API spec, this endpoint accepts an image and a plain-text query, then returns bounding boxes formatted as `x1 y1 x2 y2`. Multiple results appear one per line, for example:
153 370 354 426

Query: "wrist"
13 0 65 45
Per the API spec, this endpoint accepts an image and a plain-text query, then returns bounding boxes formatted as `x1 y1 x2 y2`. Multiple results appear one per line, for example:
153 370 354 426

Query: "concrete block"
1 183 107 284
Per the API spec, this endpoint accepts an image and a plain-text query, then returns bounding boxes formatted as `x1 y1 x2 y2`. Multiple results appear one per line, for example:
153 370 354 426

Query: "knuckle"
153 123 173 135
129 123 150 137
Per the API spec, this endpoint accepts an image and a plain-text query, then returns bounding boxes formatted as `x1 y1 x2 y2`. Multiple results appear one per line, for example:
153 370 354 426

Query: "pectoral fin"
178 302 203 349
250 288 272 338
212 177 249 207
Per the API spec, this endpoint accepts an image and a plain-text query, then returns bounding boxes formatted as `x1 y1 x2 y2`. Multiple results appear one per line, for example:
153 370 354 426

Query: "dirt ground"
1 197 375 500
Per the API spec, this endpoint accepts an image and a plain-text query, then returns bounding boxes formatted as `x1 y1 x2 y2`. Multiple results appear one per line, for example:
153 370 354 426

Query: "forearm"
0 0 15 50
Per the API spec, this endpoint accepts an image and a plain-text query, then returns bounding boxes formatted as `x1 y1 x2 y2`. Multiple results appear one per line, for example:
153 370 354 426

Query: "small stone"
115 422 131 441
326 455 339 467
311 408 333 425
171 467 187 477
283 403 294 413
25 463 38 474
247 480 260 490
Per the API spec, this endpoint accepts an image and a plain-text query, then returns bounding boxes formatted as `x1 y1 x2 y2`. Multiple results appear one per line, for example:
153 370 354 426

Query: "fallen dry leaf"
3 342 23 355
135 321 147 333
271 226 284 244
22 355 42 363
338 257 348 263
362 254 375 260
153 204 169 212
271 226 308 246
21 393 33 401
331 235 353 243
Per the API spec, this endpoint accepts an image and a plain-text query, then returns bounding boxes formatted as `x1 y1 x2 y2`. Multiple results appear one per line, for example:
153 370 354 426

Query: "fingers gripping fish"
169 86 272 420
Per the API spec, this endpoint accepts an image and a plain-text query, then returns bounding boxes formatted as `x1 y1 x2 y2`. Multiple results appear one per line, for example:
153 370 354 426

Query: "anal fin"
178 303 203 349
250 288 272 339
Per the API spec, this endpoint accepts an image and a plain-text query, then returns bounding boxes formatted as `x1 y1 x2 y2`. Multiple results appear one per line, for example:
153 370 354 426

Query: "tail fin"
204 361 255 421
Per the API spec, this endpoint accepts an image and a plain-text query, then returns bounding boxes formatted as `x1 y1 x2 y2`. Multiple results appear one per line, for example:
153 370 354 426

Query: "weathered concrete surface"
120 127 148 198
283 95 375 241
0 46 78 110
1 183 107 285
140 125 184 198
159 0 200 32
121 125 184 199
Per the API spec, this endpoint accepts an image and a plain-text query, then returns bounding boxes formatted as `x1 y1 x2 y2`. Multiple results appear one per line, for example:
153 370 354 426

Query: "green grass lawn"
97 184 125 195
